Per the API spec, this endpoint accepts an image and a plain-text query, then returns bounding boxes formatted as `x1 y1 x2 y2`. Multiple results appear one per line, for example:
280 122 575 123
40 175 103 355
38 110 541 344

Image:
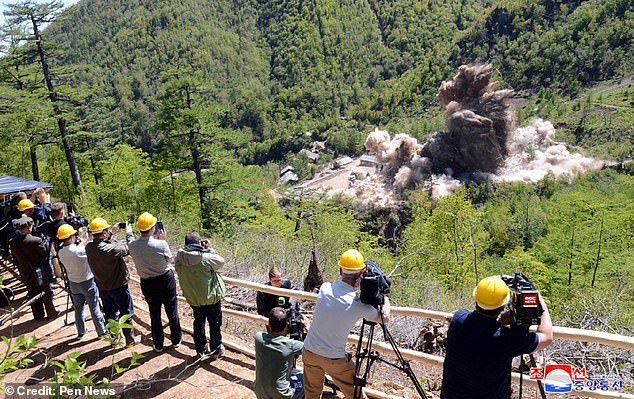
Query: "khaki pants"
303 349 366 399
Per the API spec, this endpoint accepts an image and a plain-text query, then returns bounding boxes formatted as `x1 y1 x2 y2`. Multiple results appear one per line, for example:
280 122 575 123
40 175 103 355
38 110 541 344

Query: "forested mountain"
3 0 631 179
1 0 633 339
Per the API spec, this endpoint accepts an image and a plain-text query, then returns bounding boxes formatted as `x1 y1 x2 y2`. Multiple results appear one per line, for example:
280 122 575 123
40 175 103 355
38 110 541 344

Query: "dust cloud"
351 64 603 206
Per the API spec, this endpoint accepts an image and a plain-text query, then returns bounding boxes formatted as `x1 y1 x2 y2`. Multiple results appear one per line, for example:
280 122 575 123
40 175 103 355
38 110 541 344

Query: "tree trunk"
31 16 82 191
29 142 39 181
185 86 205 209
591 216 604 288
303 222 323 292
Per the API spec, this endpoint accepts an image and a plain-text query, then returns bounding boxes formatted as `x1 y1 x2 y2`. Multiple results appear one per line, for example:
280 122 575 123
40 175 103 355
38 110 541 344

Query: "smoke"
350 64 603 202
364 128 430 191
497 118 603 182
423 64 516 173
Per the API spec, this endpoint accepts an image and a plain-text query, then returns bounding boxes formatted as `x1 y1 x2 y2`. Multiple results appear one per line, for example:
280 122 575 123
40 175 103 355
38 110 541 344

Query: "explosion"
353 64 603 204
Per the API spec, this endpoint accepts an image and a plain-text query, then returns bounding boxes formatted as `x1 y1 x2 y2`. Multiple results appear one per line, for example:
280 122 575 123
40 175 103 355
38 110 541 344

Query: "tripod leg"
380 323 428 399
529 354 547 399
353 320 376 399
58 262 72 326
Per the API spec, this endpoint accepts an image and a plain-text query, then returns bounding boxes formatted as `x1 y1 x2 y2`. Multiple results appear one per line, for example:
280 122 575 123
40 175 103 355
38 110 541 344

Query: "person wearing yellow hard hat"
85 217 141 348
16 187 53 232
12 189 53 244
128 212 182 352
302 249 391 399
440 275 553 399
57 223 106 339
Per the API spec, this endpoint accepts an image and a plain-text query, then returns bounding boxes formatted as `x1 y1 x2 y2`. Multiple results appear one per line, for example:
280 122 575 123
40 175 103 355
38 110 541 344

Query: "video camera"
359 260 391 309
66 215 89 230
500 272 544 328
287 303 305 341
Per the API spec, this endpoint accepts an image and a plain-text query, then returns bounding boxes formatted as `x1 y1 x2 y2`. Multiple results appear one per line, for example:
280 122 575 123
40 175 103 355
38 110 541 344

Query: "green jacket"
174 245 225 307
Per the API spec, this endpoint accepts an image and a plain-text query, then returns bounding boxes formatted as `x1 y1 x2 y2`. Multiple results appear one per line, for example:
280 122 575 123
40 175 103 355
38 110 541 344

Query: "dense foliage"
0 0 633 344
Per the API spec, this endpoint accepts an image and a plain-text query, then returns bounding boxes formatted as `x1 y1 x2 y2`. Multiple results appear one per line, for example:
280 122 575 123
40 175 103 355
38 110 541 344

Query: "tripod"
514 353 546 399
353 307 427 399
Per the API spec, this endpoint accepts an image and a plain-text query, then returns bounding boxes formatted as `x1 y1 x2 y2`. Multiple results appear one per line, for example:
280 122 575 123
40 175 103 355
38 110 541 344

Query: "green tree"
3 1 83 191
403 187 488 288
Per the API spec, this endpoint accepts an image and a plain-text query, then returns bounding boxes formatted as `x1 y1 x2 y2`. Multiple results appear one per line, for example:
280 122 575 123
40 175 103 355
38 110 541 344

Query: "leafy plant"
0 335 40 386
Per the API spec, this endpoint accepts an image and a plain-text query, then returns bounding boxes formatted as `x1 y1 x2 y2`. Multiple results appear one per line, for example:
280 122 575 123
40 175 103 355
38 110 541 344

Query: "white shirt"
58 242 94 283
304 280 378 359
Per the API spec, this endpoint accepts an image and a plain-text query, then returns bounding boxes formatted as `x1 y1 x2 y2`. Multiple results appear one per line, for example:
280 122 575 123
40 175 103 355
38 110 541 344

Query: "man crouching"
255 306 309 399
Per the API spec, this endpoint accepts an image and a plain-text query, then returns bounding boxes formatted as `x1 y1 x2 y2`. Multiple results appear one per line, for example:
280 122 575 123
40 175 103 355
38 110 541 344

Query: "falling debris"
302 64 604 206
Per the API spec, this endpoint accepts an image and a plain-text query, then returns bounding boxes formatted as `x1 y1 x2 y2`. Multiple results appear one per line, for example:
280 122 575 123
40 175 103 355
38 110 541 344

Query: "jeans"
100 284 137 344
191 302 222 355
140 270 182 349
69 278 106 336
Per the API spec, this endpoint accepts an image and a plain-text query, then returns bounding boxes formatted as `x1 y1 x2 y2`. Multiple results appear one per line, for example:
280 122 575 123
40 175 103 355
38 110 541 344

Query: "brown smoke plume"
422 64 516 173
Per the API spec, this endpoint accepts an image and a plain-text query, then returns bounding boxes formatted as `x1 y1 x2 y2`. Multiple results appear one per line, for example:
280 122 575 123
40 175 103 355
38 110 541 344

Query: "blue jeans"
140 270 182 349
69 278 106 336
100 284 138 344
191 302 222 355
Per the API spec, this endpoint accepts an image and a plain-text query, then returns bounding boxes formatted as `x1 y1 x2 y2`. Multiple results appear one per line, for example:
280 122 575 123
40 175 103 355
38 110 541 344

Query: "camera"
500 272 543 328
153 221 164 236
118 222 127 228
359 260 391 309
287 303 305 341
65 215 89 230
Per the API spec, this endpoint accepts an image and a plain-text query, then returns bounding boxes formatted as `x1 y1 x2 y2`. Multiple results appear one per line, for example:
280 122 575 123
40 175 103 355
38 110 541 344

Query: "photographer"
57 223 106 338
47 202 68 280
174 232 226 359
255 306 309 399
303 249 390 399
441 275 553 399
257 266 296 317
85 217 141 348
129 212 182 352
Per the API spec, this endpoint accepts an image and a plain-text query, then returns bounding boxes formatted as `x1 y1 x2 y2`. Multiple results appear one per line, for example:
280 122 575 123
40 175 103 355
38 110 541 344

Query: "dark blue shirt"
441 309 539 399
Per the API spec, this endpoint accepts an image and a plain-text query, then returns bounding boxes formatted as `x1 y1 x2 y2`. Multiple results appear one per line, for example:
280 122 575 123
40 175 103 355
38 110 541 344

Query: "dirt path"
0 263 387 398
0 279 260 398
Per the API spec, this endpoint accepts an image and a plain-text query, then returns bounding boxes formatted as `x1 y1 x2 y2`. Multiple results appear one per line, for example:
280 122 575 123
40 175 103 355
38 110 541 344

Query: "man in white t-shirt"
57 224 106 338
303 249 391 399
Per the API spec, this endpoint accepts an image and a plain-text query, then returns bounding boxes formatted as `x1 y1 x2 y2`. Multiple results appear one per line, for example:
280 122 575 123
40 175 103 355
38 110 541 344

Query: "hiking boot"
153 345 163 353
194 349 209 360
171 336 182 348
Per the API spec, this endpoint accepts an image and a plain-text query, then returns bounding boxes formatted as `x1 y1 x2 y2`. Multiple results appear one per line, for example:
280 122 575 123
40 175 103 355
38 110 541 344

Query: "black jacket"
256 278 294 317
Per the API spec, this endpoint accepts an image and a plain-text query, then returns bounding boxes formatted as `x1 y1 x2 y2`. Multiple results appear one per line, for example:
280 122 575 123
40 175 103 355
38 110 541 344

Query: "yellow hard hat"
473 276 510 310
89 217 110 234
136 212 157 231
338 249 365 271
57 224 77 240
18 199 35 211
